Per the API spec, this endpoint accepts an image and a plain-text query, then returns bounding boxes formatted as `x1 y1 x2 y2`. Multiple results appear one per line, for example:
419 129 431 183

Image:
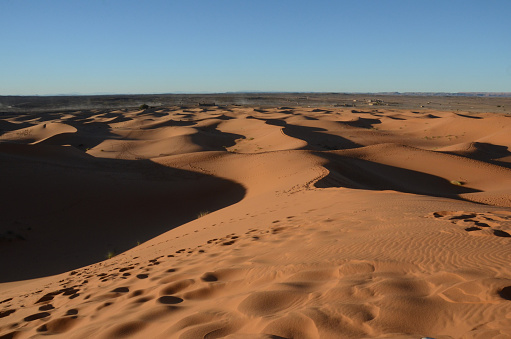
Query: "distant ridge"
219 92 511 97
374 92 511 97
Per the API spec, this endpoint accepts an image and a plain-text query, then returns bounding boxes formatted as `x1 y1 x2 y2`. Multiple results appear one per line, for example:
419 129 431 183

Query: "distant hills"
374 92 511 97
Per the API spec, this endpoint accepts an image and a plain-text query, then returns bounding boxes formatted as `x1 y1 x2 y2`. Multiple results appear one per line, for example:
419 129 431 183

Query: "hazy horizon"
3 91 511 98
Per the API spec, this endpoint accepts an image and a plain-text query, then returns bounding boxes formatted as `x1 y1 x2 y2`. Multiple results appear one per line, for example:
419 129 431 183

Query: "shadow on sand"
0 144 246 282
314 152 481 199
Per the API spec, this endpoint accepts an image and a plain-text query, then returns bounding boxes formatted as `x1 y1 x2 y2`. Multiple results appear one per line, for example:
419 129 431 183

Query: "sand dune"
1 106 510 338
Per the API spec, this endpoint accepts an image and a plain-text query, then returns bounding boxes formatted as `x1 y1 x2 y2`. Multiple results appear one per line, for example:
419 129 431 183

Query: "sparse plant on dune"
139 104 149 110
106 250 117 259
450 180 464 186
197 211 210 218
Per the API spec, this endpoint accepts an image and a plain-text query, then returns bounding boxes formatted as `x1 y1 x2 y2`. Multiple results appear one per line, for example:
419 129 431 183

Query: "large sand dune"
1 106 510 338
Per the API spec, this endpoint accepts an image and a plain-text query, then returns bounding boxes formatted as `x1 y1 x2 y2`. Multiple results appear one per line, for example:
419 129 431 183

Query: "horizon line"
2 91 511 97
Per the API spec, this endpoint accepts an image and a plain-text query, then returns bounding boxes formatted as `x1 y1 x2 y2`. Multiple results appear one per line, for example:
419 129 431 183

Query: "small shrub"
139 104 149 110
197 211 210 218
106 250 117 259
450 180 464 186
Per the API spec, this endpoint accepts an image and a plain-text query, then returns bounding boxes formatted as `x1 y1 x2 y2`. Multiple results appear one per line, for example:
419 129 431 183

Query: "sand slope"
1 106 511 338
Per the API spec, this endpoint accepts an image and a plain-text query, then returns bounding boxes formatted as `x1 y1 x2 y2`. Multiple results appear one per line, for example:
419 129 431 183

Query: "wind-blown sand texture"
1 105 511 338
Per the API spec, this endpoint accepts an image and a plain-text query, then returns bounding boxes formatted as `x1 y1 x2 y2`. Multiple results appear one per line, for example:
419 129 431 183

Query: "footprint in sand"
39 304 55 311
35 286 80 304
111 287 130 293
200 273 218 282
157 296 184 305
118 266 134 273
431 211 511 238
493 229 511 237
0 298 13 305
24 312 51 322
499 286 511 300
65 309 78 316
0 309 16 318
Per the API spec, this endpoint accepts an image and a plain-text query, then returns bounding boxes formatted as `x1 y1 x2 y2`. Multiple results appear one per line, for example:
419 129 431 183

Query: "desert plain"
1 94 511 338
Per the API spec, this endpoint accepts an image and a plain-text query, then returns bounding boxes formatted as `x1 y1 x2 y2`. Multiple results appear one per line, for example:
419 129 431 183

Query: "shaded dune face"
1 105 511 338
0 145 245 282
314 150 481 197
257 117 362 151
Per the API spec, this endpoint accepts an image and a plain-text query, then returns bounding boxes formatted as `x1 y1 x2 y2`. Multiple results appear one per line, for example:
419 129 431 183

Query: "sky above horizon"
1 0 510 95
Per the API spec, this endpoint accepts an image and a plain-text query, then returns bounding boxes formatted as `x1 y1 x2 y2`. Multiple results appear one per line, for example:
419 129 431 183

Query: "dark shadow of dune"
487 159 511 170
26 112 67 124
6 114 38 122
101 115 132 124
4 110 243 158
0 120 33 136
441 142 511 169
140 119 197 129
314 152 481 200
35 119 121 152
174 112 198 120
201 114 234 121
191 124 244 151
344 117 381 129
36 132 101 148
386 115 406 120
144 110 168 118
0 144 246 282
302 115 319 120
420 114 441 119
1 112 123 151
215 106 233 112
261 118 362 151
455 113 482 119
218 114 234 120
311 109 332 113
449 142 511 160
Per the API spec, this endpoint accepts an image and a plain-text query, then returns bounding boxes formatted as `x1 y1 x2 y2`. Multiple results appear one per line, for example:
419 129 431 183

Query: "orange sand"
1 106 510 338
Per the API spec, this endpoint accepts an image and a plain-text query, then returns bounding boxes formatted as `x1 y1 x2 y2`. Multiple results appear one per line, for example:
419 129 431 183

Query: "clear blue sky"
1 0 510 95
